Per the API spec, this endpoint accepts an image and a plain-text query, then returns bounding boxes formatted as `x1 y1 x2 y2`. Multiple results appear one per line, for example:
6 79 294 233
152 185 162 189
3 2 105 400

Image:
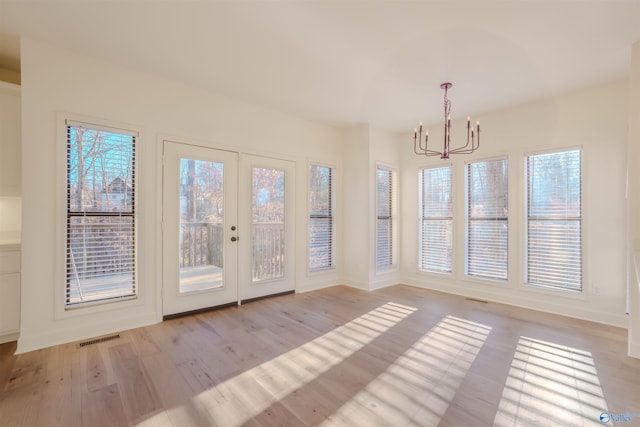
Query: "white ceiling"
1 1 639 131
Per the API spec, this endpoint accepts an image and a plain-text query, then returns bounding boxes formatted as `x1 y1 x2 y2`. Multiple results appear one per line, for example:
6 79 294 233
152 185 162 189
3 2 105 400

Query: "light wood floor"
1 285 639 426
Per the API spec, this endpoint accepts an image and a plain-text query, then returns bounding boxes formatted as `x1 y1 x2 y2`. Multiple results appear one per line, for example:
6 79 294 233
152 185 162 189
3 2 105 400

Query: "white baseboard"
16 313 157 354
0 331 19 345
402 279 628 328
342 279 369 291
296 281 341 294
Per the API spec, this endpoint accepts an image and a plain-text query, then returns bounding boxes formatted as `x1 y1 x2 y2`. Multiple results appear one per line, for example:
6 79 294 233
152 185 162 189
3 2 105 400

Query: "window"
376 166 395 270
419 166 453 273
466 158 508 280
526 149 582 291
309 164 335 272
65 121 137 307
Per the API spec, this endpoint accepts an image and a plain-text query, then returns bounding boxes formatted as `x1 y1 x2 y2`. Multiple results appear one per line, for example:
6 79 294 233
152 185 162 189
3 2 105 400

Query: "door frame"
160 139 297 317
161 140 239 317
238 154 296 303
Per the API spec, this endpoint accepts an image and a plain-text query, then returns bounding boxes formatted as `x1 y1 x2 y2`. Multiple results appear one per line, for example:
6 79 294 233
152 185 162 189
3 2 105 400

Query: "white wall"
18 38 344 353
0 82 21 197
16 36 635 353
342 124 401 290
400 80 629 327
627 41 640 358
342 125 370 289
0 82 21 243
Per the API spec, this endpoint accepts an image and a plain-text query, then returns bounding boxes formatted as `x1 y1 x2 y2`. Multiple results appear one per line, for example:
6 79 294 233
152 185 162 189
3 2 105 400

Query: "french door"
162 141 294 316
238 154 295 302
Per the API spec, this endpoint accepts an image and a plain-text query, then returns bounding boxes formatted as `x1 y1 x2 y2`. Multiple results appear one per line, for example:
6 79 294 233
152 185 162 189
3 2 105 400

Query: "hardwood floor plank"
34 364 83 427
0 340 17 388
81 384 128 427
141 353 212 427
108 342 163 423
1 285 639 426
85 344 108 392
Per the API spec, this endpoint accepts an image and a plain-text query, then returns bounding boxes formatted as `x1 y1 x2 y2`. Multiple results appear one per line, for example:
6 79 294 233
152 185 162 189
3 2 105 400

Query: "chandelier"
413 82 480 159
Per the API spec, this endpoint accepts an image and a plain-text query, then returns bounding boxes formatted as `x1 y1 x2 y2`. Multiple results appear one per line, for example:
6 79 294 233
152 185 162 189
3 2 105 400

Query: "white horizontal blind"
466 158 508 280
376 166 393 269
419 166 452 272
66 122 137 306
526 149 582 291
309 164 335 271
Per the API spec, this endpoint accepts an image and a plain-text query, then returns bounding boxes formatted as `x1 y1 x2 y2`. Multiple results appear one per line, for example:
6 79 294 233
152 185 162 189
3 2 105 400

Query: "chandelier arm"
420 133 428 152
449 136 479 154
424 151 443 157
448 123 472 154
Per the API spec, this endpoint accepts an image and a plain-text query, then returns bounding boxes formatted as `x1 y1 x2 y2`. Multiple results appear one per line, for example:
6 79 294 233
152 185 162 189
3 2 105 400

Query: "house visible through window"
466 158 508 280
526 148 582 291
419 165 453 273
309 164 335 272
65 120 137 307
376 166 394 270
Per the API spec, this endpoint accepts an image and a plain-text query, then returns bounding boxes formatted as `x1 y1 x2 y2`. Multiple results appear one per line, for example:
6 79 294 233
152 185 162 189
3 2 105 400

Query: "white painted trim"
54 112 147 319
306 160 338 276
0 81 20 96
375 162 399 273
402 278 628 328
0 332 19 345
342 279 369 291
369 278 396 291
295 280 341 294
16 312 156 354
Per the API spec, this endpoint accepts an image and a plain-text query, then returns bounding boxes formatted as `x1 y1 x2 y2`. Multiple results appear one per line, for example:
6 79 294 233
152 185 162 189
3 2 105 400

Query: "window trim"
376 163 397 273
464 156 509 282
418 163 454 275
523 146 583 293
56 113 144 318
308 162 336 273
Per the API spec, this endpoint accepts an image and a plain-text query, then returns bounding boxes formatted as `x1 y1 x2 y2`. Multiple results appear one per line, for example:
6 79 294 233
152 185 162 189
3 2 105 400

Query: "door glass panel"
252 167 285 282
179 158 224 293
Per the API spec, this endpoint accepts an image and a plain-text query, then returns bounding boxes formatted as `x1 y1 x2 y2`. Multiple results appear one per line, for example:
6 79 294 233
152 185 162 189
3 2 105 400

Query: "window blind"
466 158 508 280
419 166 452 273
66 122 137 306
526 149 582 291
309 165 335 271
376 167 394 269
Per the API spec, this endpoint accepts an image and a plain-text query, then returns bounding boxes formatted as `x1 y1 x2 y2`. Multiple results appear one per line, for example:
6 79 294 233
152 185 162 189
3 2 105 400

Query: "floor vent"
465 297 489 304
77 334 121 348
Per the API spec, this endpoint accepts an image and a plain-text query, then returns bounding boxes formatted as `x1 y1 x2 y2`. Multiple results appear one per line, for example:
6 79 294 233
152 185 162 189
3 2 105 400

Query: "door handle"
231 236 238 242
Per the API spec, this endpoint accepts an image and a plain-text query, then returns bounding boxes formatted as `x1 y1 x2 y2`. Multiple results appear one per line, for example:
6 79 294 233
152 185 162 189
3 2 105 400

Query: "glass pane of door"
179 158 225 293
252 167 285 282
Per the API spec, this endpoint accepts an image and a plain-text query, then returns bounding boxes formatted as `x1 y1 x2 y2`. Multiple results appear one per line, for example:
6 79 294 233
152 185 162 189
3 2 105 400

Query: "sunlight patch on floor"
494 336 608 427
322 315 492 426
185 301 418 425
